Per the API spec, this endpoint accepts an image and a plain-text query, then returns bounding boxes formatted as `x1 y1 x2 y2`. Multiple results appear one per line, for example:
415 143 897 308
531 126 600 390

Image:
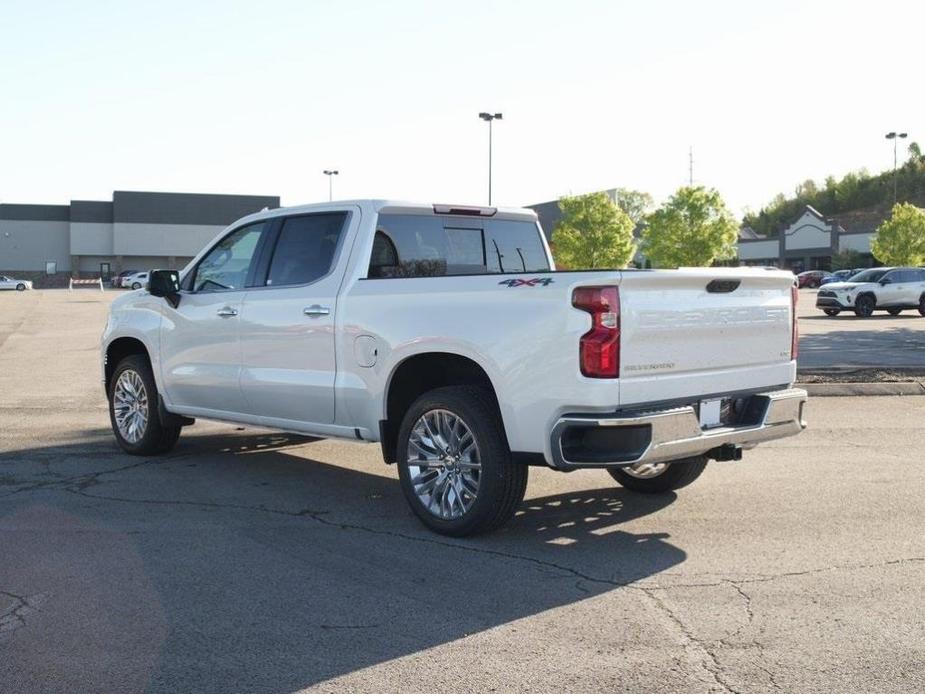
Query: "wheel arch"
104 336 152 391
380 352 505 464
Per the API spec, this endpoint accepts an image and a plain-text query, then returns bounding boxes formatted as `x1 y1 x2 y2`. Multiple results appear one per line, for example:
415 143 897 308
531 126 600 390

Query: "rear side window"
368 214 549 278
192 221 267 292
266 213 347 287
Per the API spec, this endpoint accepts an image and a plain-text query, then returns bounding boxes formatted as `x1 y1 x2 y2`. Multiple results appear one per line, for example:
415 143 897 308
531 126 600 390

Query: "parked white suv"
815 267 925 317
101 200 807 535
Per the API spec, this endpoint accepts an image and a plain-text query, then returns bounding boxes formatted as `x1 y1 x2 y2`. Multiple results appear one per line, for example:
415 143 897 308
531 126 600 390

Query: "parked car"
820 269 863 285
815 267 925 317
102 200 807 536
123 271 150 290
112 270 138 288
797 270 832 288
0 275 33 291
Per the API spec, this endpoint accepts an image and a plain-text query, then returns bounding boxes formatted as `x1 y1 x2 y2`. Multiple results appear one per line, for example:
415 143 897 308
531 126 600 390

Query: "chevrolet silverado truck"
101 200 807 536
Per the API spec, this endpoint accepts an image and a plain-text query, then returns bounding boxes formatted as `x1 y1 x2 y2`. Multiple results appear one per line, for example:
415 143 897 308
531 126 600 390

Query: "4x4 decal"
498 278 555 287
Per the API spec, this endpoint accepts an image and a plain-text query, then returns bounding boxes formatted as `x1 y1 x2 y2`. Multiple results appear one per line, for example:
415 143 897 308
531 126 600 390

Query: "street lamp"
885 132 907 204
323 169 339 201
478 112 502 205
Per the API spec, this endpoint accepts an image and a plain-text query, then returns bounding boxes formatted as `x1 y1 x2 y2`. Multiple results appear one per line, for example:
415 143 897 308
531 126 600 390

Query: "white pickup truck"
102 200 807 536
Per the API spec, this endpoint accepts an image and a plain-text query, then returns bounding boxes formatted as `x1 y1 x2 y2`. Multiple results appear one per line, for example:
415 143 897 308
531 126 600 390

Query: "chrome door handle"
216 306 238 317
303 305 331 317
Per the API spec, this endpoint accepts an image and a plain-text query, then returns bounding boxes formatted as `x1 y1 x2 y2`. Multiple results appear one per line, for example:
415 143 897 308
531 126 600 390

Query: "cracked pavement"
2 291 925 693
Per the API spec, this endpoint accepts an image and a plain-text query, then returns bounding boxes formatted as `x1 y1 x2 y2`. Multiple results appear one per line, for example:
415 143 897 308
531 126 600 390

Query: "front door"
879 270 907 307
238 210 352 425
159 221 269 413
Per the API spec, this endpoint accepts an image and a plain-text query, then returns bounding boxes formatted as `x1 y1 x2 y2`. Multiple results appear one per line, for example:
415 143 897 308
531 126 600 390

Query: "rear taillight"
572 286 620 378
791 284 799 360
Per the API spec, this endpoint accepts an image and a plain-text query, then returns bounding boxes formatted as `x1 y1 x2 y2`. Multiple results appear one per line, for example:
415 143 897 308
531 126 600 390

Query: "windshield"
848 269 887 283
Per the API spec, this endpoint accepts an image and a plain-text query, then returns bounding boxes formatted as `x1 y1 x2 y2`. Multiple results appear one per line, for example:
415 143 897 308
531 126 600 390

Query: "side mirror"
879 278 892 285
148 269 181 308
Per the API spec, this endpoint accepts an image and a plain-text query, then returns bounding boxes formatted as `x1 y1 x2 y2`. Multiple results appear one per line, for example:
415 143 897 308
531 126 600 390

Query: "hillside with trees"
743 144 925 236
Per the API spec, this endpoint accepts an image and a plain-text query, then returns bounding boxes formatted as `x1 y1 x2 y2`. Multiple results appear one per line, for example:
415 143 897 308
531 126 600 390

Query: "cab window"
190 222 267 292
265 213 348 287
368 214 549 278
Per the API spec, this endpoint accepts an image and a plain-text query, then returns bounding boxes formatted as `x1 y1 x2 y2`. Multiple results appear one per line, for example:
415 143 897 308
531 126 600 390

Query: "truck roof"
233 200 539 227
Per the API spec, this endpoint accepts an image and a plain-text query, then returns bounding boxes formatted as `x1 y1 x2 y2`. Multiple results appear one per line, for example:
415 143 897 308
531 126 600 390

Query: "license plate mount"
699 398 723 429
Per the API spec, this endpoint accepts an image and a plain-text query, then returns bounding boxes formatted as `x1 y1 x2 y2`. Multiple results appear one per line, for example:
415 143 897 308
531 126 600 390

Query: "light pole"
885 132 907 204
323 169 339 201
478 112 502 205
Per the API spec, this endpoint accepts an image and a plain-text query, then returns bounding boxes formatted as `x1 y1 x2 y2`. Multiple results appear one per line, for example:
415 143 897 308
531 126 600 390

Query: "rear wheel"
108 354 180 455
887 308 903 316
16 283 25 291
396 386 527 537
131 282 142 290
823 308 840 317
854 294 875 317
608 456 708 494
919 295 925 317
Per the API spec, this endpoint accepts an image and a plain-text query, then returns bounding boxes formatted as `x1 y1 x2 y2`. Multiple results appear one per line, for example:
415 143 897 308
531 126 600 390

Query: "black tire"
16 283 26 291
887 308 903 316
396 385 527 537
919 295 925 317
823 309 840 317
108 354 181 455
608 456 708 494
854 294 875 317
131 282 142 290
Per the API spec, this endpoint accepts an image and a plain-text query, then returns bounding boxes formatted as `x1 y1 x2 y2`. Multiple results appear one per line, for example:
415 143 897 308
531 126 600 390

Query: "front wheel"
397 385 527 537
608 456 708 494
131 282 142 290
16 283 26 291
823 308 840 317
854 295 875 317
919 296 925 317
108 354 180 455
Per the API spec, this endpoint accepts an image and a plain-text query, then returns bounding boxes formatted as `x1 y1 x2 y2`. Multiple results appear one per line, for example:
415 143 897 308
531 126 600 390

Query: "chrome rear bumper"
550 387 807 470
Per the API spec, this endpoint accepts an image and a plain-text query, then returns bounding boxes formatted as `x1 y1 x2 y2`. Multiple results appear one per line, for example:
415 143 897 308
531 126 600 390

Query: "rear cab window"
264 212 348 287
368 213 549 278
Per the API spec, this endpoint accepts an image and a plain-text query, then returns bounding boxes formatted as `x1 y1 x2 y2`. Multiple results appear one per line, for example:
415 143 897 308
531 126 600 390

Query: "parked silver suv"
816 267 925 317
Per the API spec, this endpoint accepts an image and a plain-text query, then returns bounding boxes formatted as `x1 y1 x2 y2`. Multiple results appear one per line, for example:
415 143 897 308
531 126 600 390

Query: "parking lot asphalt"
2 290 924 693
797 287 925 371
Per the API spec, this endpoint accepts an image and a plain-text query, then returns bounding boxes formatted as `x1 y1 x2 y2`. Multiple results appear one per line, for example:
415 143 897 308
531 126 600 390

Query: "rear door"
237 209 354 424
616 269 795 404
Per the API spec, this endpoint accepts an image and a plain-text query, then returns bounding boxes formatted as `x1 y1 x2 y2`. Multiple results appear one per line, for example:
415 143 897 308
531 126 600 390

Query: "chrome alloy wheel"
621 462 669 479
113 369 149 444
407 409 481 520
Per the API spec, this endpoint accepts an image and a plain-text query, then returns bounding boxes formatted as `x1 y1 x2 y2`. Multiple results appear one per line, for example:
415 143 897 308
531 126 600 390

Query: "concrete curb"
801 382 925 397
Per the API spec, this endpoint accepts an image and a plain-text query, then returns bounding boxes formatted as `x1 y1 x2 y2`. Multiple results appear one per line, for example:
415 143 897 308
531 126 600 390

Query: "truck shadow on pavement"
798 325 925 370
0 430 686 693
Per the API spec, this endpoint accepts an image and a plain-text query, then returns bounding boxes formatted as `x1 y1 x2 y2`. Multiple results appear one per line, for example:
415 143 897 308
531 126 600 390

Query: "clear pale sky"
1 0 922 217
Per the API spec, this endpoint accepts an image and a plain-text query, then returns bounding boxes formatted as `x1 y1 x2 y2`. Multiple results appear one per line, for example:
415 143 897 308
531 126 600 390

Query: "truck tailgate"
617 268 796 405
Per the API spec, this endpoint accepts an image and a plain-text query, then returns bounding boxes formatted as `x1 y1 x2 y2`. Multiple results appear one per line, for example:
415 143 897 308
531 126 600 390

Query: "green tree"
909 141 923 164
641 186 738 268
871 203 925 266
551 192 636 269
830 249 864 271
611 188 654 224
